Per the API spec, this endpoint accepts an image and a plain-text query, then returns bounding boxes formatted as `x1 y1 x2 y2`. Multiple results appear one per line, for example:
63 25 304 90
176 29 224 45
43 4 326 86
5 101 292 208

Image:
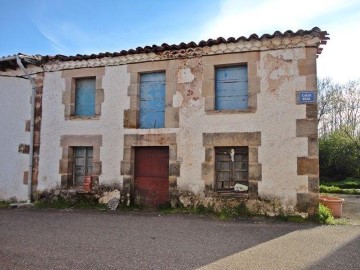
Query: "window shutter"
75 78 96 116
139 72 166 128
215 66 248 110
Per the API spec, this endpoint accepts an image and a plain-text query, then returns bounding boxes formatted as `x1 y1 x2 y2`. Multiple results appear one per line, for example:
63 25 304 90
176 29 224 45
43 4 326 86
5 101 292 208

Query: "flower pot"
83 176 92 192
319 195 344 218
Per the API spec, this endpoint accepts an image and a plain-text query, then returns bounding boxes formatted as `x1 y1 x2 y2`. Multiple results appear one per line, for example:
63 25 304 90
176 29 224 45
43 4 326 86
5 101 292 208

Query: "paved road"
334 193 360 225
0 209 359 270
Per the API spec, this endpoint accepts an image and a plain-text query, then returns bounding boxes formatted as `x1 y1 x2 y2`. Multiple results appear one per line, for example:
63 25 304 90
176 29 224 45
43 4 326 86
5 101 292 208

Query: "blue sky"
1 0 359 82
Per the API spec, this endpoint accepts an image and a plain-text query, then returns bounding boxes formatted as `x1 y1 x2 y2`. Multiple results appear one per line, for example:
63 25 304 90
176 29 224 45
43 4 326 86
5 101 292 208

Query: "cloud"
36 24 68 54
201 0 360 82
36 20 97 55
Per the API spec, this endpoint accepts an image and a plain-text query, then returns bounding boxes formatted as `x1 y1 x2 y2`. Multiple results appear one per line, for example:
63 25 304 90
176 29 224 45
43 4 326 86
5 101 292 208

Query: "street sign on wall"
297 91 317 104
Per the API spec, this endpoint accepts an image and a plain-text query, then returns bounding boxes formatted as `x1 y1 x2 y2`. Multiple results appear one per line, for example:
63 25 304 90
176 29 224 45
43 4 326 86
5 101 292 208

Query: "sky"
0 0 359 82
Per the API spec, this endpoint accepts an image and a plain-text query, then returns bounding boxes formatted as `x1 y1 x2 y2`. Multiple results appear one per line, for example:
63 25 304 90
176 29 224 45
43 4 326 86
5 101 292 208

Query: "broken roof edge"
0 27 329 71
0 53 43 71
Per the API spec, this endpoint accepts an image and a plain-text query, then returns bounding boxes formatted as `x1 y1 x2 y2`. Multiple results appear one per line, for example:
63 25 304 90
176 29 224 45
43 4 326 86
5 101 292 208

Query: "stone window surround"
202 52 260 113
120 133 180 201
202 132 262 199
61 67 105 120
124 61 179 128
59 135 102 189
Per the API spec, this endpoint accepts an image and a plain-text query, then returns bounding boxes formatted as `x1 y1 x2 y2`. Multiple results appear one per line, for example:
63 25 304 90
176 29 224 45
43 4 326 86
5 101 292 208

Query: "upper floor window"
139 72 165 128
215 66 248 110
75 78 96 117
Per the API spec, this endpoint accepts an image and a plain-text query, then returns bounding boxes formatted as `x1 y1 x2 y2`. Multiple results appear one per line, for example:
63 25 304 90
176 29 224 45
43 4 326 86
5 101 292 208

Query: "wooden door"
134 147 169 207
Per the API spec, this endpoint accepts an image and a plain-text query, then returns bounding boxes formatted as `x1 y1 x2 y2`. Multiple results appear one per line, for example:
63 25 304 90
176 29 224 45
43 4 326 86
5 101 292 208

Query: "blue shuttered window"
215 66 248 110
75 78 96 116
139 72 165 128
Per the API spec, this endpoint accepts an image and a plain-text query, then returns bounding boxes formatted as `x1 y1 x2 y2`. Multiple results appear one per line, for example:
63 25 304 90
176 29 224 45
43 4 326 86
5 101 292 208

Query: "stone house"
0 27 328 215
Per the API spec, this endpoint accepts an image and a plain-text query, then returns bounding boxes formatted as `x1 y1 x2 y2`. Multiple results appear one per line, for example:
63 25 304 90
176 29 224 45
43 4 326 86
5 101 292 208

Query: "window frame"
59 135 102 190
215 65 249 111
124 61 179 129
62 67 105 120
214 146 249 192
74 77 96 117
202 52 260 114
72 146 94 188
139 71 166 129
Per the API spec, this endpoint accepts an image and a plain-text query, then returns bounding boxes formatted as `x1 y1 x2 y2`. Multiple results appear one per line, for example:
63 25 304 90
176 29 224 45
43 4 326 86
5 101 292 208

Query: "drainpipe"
15 55 37 203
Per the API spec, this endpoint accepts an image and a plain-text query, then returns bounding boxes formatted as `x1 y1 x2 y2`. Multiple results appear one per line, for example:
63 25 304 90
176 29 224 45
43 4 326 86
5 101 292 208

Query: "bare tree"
317 78 360 138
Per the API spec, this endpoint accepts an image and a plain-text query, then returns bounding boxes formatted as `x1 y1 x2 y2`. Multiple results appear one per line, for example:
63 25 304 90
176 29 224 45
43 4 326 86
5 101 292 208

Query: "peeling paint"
177 68 194 83
172 91 183 108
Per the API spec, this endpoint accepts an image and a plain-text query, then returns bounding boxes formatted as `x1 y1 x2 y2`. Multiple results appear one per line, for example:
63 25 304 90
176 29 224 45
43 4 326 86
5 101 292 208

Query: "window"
62 67 104 120
215 66 248 110
139 72 165 128
215 147 248 191
72 147 93 188
75 78 96 116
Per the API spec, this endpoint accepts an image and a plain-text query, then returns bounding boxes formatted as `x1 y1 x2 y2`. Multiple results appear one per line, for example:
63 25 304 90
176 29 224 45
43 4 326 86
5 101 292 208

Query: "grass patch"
320 177 360 194
321 177 360 191
35 197 106 210
217 202 251 220
0 201 10 208
275 214 308 223
319 185 360 195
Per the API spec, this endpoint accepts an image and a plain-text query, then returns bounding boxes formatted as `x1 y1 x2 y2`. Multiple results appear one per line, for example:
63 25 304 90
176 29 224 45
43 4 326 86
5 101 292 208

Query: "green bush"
316 204 335 225
319 131 360 179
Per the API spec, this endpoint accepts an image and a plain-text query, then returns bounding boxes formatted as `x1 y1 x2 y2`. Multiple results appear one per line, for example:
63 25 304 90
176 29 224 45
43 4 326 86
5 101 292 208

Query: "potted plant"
319 195 344 218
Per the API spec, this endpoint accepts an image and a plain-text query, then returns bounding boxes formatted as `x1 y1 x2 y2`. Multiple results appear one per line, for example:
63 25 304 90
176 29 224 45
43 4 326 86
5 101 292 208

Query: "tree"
318 78 360 179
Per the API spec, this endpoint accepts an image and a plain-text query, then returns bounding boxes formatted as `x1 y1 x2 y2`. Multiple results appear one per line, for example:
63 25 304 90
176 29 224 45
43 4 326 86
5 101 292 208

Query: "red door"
134 147 169 207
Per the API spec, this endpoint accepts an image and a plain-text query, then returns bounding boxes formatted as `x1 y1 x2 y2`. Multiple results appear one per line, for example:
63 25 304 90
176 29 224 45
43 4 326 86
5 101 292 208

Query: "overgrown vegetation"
315 204 335 225
318 78 360 183
319 131 360 179
34 190 107 210
0 200 10 208
218 202 251 220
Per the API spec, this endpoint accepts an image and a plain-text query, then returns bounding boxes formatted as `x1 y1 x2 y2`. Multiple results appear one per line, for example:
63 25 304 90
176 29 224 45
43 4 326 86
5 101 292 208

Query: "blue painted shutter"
215 66 248 110
140 72 165 128
75 78 96 116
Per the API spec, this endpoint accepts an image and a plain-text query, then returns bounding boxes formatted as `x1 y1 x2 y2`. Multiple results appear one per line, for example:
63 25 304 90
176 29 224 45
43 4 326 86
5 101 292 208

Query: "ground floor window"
215 147 248 192
72 147 93 187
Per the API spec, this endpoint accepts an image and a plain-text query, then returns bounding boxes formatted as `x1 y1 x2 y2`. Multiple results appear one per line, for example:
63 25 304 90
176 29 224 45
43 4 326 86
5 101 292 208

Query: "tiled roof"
0 27 328 71
42 27 329 62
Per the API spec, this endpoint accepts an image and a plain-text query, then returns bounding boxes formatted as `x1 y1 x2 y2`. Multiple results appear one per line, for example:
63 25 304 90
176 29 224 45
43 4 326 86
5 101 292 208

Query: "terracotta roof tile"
1 27 328 69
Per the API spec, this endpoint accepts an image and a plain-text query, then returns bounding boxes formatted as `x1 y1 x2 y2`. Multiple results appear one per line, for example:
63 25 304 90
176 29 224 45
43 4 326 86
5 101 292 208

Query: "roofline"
41 27 328 63
0 27 329 70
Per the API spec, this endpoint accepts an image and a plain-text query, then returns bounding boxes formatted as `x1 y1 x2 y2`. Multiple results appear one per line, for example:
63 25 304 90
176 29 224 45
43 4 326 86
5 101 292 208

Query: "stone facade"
0 29 327 215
